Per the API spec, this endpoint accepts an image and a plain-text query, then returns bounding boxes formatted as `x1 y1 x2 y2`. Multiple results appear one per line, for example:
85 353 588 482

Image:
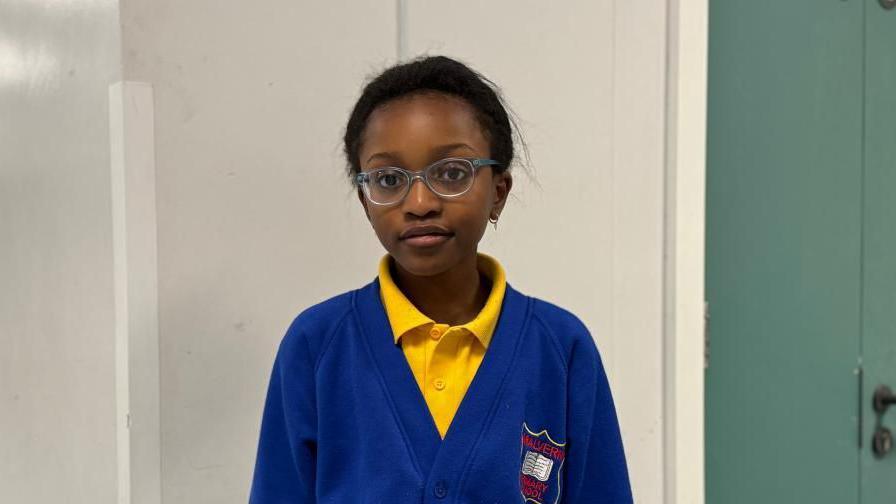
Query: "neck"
390 254 491 326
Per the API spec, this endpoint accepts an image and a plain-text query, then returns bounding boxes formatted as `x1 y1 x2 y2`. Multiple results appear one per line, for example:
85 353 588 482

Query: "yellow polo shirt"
377 252 506 439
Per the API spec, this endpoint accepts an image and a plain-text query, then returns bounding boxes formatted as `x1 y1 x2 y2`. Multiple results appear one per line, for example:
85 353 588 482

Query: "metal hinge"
704 301 710 369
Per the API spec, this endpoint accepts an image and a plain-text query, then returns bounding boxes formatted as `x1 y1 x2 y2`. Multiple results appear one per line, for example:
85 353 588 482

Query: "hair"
342 55 531 187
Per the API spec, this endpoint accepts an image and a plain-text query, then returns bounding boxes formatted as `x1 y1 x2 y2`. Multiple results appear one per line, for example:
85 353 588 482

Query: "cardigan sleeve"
562 333 633 503
249 325 317 503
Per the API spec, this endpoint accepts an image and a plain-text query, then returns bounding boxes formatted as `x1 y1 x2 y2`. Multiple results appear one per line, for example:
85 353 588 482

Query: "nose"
402 176 442 217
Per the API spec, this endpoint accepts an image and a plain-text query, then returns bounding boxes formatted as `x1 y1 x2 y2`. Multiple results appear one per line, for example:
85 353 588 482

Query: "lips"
399 225 453 240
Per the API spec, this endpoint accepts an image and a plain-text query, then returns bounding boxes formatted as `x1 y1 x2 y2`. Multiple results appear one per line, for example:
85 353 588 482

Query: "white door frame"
663 0 707 503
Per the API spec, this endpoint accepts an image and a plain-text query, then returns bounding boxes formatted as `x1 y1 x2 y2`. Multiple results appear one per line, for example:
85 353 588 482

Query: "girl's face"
357 92 512 277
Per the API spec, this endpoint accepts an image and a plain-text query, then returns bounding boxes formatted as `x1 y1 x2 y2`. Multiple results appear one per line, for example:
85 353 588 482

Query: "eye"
432 161 470 182
373 169 405 189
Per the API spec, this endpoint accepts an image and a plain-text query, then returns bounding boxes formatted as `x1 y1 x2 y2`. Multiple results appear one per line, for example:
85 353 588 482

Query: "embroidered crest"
519 422 566 504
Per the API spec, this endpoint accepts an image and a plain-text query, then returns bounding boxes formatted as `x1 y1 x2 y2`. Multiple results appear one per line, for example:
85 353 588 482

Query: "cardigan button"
433 480 448 499
429 327 442 339
433 378 446 391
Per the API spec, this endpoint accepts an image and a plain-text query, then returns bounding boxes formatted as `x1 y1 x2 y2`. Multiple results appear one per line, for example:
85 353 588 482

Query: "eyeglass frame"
354 157 501 206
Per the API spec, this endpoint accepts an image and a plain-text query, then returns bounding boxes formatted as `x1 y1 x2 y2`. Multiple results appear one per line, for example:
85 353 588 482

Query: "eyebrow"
365 143 477 166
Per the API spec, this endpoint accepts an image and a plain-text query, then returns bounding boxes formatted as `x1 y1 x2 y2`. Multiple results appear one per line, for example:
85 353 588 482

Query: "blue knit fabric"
249 278 633 503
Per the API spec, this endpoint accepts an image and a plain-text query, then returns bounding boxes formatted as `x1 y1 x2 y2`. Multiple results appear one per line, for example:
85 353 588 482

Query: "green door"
861 1 896 501
706 0 896 502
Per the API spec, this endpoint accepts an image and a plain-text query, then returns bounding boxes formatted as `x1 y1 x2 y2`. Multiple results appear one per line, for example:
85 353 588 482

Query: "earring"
489 212 500 230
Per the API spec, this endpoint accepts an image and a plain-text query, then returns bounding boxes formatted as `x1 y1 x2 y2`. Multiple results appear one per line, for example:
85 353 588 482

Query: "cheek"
454 193 492 240
365 210 394 243
460 213 489 245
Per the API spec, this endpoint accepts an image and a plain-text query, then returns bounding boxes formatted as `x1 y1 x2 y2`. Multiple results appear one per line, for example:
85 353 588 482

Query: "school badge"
519 422 566 504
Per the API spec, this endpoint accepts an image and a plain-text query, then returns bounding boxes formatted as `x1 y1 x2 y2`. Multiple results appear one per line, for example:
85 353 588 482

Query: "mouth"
399 224 454 248
400 231 454 248
400 233 453 248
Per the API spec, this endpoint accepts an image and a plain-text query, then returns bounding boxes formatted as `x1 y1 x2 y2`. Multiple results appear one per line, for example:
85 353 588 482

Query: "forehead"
360 92 490 163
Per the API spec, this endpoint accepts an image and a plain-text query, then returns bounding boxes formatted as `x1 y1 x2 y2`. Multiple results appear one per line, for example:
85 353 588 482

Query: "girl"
250 55 632 503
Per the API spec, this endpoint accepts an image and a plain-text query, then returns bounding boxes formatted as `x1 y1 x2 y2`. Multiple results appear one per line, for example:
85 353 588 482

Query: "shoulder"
276 288 356 367
527 294 601 365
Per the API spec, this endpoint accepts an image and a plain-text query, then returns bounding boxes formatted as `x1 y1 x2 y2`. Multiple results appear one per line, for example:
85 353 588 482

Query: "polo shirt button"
429 327 442 339
433 480 448 499
433 378 446 391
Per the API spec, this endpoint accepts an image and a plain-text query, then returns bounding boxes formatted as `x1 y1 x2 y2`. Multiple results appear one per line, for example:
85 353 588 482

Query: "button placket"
427 327 454 400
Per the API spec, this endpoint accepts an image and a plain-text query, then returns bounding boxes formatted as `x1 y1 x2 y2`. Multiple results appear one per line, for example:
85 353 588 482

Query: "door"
705 1 865 503
708 1 896 502
861 0 896 500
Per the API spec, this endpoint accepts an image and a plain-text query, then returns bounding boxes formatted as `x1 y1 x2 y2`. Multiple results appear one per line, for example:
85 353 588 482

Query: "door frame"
663 0 707 503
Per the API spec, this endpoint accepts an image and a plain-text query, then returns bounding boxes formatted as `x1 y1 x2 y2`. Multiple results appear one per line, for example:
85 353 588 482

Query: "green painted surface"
706 1 865 502
861 2 896 502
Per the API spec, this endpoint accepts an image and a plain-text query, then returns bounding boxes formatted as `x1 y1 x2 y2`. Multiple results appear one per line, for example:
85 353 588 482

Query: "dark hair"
342 55 529 186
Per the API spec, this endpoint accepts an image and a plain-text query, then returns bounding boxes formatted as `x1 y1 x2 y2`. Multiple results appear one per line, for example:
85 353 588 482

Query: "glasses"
354 157 500 206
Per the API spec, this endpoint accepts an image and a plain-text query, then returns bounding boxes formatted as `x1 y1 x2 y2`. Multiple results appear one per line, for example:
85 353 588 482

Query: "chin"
391 248 456 277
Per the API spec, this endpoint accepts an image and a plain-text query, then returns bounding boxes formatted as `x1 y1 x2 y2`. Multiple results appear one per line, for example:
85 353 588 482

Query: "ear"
357 187 371 221
491 171 513 216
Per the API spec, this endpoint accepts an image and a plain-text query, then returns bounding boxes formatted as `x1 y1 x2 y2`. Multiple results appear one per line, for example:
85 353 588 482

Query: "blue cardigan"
250 278 633 503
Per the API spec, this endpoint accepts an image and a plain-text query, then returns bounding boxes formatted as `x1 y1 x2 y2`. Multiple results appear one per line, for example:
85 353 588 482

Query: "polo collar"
377 252 507 349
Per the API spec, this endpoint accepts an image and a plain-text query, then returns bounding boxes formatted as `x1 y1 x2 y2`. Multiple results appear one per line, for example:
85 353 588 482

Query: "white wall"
0 0 122 502
119 1 397 502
